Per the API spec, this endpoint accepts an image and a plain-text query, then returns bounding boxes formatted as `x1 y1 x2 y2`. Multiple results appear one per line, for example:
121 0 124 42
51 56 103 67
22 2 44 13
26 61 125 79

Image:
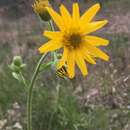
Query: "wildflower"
39 3 109 78
9 56 26 73
33 0 51 21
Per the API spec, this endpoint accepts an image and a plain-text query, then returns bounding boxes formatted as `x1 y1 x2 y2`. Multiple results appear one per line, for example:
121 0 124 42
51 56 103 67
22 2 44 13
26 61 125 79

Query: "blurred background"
0 0 130 130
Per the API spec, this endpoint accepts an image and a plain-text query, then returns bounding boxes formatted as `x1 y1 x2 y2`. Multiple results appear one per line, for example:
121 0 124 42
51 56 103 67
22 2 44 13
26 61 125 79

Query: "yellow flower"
32 0 51 21
39 3 109 78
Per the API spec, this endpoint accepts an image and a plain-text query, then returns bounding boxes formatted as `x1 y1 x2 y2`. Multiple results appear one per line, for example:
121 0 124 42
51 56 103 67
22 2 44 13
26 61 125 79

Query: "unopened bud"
33 0 51 21
13 56 22 67
9 63 20 73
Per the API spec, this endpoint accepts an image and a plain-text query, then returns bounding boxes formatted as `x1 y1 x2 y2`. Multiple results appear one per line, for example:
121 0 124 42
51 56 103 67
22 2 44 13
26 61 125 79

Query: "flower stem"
27 53 48 130
49 20 55 31
48 20 58 62
27 20 55 130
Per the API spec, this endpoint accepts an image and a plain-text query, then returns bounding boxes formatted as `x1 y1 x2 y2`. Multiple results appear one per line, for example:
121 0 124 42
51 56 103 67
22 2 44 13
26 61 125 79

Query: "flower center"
64 33 83 48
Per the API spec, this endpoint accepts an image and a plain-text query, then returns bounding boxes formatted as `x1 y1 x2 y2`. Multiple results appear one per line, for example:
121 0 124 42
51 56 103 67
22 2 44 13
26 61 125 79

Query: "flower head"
33 0 51 21
39 3 109 78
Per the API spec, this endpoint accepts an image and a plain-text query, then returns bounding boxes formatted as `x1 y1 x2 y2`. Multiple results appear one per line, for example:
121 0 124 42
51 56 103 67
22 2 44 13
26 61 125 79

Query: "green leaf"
39 61 54 72
12 72 22 82
20 64 27 69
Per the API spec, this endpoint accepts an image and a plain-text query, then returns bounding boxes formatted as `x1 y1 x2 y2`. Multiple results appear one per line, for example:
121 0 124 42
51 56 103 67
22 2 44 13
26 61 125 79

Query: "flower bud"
13 56 22 67
33 0 51 21
9 63 20 73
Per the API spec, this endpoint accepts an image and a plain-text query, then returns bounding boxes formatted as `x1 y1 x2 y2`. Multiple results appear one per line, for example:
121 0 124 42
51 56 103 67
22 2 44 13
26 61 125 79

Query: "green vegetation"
0 0 130 130
0 33 130 130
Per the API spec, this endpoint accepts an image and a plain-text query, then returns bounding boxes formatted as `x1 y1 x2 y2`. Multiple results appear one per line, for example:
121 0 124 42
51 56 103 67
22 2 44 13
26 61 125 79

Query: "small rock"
13 122 23 130
0 119 7 129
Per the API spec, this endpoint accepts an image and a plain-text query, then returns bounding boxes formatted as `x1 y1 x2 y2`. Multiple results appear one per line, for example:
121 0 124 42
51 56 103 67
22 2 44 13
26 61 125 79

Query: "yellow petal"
60 4 72 28
43 31 62 40
84 55 96 64
84 35 109 46
83 53 96 64
39 40 62 53
80 45 96 64
80 4 100 24
83 43 109 61
72 3 80 26
81 20 108 34
57 47 68 69
66 50 75 78
47 7 65 30
75 49 88 76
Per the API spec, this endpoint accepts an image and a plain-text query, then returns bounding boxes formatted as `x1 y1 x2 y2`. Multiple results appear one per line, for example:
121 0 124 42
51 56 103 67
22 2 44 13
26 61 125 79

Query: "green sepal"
9 63 20 73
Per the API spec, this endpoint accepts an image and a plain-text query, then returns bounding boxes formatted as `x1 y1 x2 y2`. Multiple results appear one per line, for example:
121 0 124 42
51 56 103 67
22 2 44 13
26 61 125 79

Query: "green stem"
48 20 58 62
49 20 55 31
27 19 55 130
27 53 48 130
20 71 27 87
